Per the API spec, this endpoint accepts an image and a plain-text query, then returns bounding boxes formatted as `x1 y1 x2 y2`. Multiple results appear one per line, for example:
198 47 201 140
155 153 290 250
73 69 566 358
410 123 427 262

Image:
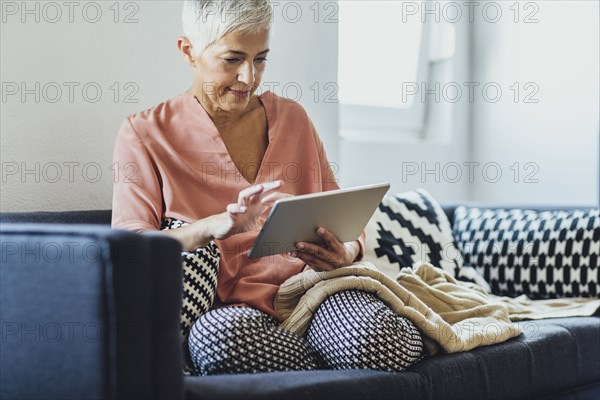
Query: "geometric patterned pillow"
453 207 600 299
160 217 220 374
364 189 480 285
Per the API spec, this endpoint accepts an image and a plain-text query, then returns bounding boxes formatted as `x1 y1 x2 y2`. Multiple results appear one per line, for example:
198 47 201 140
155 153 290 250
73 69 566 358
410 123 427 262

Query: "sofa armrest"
0 223 183 400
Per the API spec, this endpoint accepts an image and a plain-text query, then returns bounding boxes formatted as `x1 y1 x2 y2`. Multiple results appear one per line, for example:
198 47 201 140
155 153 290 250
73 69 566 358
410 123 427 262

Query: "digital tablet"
247 182 390 259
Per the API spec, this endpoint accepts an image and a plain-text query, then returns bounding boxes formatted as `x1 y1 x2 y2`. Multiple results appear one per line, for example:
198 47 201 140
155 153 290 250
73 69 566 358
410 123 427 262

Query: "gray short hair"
183 0 273 57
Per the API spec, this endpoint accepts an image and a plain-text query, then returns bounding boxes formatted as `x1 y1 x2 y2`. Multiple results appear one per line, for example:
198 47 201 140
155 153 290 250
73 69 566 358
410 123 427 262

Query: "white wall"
0 0 338 212
265 0 340 165
470 0 599 206
2 1 598 212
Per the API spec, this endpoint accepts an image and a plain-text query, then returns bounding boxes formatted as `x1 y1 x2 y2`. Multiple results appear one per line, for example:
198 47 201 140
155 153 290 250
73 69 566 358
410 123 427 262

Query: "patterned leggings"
188 290 424 375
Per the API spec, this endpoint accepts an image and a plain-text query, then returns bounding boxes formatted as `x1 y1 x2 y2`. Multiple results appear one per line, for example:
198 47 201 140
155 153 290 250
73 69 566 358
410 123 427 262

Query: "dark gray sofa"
1 207 599 400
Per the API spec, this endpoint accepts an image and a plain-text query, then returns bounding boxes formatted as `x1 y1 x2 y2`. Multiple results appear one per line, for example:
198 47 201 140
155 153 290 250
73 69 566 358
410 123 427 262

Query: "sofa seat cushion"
183 316 600 400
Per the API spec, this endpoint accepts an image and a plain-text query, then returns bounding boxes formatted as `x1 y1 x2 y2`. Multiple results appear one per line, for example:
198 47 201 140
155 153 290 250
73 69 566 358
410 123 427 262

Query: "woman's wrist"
344 240 361 265
353 239 363 262
196 214 218 246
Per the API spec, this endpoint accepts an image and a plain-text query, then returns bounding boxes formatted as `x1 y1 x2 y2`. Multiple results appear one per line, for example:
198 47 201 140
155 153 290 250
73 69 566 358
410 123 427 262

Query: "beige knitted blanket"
274 262 600 356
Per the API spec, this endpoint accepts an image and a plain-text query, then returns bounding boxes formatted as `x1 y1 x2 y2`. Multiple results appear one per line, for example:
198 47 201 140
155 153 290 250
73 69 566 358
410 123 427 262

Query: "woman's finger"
261 191 291 203
226 203 246 214
297 237 348 268
294 249 335 271
261 180 283 193
238 184 264 205
315 227 342 253
238 180 282 205
295 241 332 259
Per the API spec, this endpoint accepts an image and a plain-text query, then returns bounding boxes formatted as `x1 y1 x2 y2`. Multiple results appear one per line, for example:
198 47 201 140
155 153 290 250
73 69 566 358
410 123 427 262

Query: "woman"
111 0 423 375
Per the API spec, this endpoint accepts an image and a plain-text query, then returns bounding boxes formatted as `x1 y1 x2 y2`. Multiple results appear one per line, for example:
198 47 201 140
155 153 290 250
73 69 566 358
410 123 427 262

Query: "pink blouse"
111 91 365 319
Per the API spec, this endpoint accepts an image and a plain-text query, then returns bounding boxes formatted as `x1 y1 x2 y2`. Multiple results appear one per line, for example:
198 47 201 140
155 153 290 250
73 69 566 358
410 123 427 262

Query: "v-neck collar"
182 91 274 186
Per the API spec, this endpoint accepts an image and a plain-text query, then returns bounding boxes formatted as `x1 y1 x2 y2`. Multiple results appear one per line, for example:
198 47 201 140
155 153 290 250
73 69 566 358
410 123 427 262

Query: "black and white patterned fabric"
453 207 600 299
160 217 220 372
187 290 424 375
188 306 320 375
364 189 487 289
307 290 424 371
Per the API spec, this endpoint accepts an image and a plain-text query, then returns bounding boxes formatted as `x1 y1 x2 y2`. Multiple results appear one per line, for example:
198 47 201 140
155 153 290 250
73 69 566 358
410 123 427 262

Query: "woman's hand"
209 180 286 240
290 227 359 271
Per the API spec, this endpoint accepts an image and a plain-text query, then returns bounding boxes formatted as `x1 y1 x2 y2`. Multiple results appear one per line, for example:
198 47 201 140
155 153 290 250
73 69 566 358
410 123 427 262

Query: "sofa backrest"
0 210 112 225
0 205 594 228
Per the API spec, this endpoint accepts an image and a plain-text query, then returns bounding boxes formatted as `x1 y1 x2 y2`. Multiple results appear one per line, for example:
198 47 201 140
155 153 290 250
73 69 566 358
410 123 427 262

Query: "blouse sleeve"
309 117 367 262
111 117 162 233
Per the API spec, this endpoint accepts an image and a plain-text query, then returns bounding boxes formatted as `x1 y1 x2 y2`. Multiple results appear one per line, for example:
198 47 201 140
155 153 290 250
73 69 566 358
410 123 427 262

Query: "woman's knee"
306 290 424 371
188 306 319 375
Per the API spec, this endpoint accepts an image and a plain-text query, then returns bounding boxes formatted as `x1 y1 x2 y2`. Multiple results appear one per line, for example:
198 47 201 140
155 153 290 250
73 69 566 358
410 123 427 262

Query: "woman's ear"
177 36 197 67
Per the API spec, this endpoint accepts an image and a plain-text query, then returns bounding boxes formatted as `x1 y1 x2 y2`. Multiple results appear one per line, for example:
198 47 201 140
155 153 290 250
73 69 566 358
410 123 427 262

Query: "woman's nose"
237 62 255 85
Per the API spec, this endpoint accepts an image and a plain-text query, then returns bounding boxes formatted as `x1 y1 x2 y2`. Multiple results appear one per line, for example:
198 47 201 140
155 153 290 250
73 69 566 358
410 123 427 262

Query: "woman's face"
191 29 270 113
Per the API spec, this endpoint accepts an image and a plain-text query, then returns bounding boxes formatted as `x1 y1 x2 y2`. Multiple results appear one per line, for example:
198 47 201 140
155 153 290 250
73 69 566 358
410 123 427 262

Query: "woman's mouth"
227 89 251 99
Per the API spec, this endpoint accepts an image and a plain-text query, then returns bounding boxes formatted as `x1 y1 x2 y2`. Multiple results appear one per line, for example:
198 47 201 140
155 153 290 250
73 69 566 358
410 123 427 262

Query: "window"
338 0 432 138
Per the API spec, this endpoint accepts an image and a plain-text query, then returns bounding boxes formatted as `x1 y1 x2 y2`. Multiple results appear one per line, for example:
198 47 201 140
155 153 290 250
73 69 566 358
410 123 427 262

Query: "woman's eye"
255 58 268 63
224 58 240 63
